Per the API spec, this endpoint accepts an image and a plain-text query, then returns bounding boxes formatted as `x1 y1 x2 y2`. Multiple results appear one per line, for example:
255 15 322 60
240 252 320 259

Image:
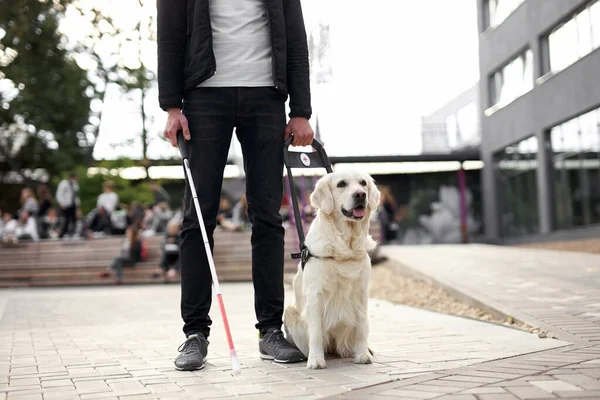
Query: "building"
476 0 600 242
421 84 481 154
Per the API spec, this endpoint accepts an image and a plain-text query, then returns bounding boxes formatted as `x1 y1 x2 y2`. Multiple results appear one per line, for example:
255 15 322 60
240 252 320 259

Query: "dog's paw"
307 356 326 369
354 353 373 364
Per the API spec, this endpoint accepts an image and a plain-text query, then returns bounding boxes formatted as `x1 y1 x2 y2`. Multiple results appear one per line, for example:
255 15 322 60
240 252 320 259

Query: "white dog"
283 170 380 369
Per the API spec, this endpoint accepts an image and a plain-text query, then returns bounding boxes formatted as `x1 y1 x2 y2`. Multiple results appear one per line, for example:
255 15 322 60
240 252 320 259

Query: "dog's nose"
353 191 366 200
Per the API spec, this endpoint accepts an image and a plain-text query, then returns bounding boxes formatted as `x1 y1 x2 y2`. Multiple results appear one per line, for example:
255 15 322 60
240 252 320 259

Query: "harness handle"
283 137 333 268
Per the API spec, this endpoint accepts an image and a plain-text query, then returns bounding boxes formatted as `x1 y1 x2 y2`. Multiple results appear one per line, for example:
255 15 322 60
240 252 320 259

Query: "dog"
283 169 380 369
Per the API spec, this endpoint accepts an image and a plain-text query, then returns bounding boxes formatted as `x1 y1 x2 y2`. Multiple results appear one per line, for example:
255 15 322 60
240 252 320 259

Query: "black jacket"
157 0 311 119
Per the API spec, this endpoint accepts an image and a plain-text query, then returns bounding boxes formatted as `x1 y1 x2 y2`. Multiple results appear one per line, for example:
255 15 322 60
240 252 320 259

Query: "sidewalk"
0 278 563 399
322 244 600 399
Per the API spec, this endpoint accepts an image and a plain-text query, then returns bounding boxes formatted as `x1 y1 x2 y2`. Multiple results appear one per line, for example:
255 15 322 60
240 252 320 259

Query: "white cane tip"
230 355 242 376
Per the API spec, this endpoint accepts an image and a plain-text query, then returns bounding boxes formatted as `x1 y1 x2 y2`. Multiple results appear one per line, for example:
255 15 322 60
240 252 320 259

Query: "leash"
283 137 333 269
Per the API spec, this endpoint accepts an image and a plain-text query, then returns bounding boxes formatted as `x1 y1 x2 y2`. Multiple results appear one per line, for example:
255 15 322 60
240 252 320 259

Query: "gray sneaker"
174 333 209 371
259 328 305 363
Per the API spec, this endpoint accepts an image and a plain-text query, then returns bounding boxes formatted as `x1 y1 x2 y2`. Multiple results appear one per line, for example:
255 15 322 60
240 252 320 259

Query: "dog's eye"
336 180 347 188
360 180 367 187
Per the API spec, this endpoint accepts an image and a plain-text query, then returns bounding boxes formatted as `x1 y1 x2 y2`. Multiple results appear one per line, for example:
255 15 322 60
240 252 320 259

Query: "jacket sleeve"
157 0 188 111
283 0 312 120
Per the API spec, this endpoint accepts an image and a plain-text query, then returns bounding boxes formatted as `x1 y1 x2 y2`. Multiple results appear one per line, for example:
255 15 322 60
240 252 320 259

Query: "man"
96 181 120 214
55 172 80 238
157 0 314 371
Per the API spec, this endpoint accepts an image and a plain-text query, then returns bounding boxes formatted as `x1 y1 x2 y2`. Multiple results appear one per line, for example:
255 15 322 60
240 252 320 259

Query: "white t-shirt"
97 192 120 213
198 0 274 87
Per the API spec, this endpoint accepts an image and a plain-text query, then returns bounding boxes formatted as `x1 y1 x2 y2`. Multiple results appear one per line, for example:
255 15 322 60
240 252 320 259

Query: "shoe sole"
174 356 207 371
260 353 305 363
174 361 205 371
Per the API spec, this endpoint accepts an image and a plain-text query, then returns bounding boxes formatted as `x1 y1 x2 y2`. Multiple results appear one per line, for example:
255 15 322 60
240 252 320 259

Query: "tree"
67 0 158 169
0 0 93 182
308 22 332 85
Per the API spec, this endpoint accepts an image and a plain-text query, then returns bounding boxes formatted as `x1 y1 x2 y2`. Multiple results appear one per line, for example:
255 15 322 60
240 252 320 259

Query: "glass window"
457 102 479 146
487 0 525 29
592 1 600 48
550 106 600 229
445 114 458 149
547 0 600 75
489 49 533 110
494 135 540 237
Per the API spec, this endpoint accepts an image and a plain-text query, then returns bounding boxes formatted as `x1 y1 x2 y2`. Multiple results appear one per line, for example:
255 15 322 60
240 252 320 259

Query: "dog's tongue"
353 207 366 218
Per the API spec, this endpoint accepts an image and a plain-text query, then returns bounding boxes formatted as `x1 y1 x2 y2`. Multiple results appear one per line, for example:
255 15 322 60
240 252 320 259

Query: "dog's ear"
368 177 380 211
311 174 334 214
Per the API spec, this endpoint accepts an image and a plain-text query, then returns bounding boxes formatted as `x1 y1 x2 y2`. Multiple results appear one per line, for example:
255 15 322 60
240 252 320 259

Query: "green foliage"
0 0 93 180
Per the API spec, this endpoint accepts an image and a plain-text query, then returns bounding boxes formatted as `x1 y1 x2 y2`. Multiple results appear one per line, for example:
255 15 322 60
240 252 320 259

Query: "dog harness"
282 137 334 271
291 245 333 270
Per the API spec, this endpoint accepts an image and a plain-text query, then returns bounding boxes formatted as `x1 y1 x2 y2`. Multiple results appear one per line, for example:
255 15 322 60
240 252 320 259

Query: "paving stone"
529 380 584 393
476 394 520 400
8 379 39 387
440 375 503 384
436 396 478 400
553 390 600 398
40 379 72 388
74 380 111 394
6 394 43 400
377 388 440 399
183 384 230 398
506 385 559 399
461 387 508 394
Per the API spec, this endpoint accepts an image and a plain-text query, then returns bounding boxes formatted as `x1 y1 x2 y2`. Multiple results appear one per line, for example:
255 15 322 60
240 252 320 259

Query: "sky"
61 0 481 161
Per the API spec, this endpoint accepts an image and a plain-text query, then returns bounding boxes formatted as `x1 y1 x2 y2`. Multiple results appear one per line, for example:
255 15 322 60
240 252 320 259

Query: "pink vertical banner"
457 164 468 244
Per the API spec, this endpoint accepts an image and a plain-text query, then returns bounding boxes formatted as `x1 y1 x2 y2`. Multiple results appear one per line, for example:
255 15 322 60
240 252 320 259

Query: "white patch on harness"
300 153 311 167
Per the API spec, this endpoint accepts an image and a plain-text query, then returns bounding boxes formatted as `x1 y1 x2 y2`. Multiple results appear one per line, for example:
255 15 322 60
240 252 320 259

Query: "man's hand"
164 108 190 147
285 117 314 147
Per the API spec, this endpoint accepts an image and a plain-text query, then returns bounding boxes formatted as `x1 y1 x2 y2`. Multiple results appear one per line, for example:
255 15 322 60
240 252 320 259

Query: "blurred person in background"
97 181 120 215
231 194 249 230
40 207 61 240
128 201 146 228
36 184 54 218
3 210 39 242
86 206 112 237
149 180 171 206
150 201 174 234
98 225 145 285
110 203 130 235
56 172 80 238
18 187 39 217
379 186 399 244
153 220 182 281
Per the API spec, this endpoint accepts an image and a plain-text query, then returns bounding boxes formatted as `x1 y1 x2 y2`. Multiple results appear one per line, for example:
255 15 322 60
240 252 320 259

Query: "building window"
484 0 526 30
550 106 600 229
547 0 600 75
487 49 533 113
445 114 459 149
494 136 539 237
456 102 479 146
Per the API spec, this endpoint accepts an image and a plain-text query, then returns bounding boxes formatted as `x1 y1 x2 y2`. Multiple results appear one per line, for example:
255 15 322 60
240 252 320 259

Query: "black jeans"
180 87 286 338
60 206 77 237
